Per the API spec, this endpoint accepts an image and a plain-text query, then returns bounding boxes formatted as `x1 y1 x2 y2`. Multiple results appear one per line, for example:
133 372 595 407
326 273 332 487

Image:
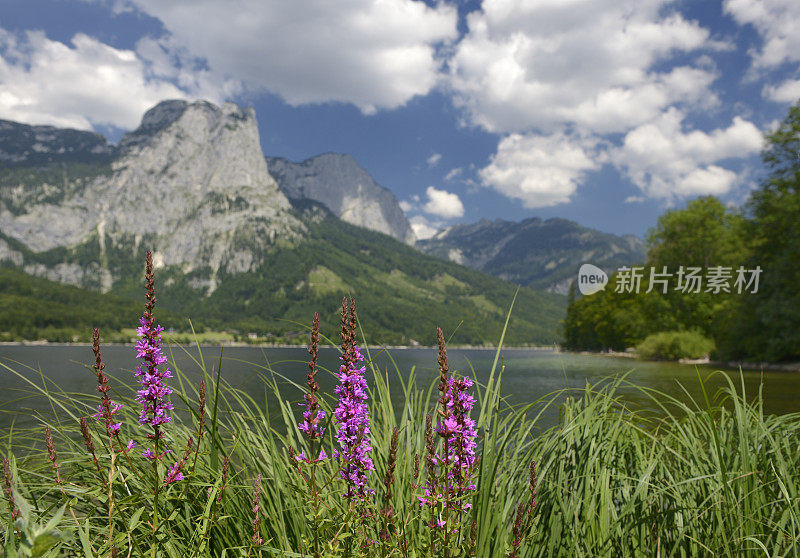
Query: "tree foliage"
564 98 800 362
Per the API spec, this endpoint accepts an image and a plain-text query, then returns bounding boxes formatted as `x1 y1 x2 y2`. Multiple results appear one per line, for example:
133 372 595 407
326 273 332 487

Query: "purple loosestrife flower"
419 328 478 518
297 312 326 447
164 438 193 486
134 251 174 460
444 376 478 498
333 298 375 500
91 328 124 437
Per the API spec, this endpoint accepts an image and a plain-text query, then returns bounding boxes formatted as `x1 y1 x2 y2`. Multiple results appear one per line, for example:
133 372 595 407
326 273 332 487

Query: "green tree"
563 197 750 353
730 100 800 361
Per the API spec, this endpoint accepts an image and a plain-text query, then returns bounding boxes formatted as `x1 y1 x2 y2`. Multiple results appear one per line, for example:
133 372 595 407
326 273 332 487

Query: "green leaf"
76 519 95 558
30 533 61 557
128 506 145 532
42 505 65 533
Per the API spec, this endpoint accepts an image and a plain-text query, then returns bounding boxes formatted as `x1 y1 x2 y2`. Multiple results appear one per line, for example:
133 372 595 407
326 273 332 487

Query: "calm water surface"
1 345 798 432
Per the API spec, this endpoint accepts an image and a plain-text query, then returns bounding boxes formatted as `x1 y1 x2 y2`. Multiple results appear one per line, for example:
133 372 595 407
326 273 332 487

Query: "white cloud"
399 200 413 212
624 196 646 203
409 215 440 240
445 0 747 207
613 109 764 198
119 0 458 114
724 0 800 70
479 132 599 208
444 167 462 181
423 186 464 218
764 78 800 102
0 29 211 130
449 0 719 135
427 152 442 166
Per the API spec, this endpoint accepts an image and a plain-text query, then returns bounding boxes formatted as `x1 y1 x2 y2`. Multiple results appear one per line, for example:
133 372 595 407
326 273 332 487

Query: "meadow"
2 253 800 557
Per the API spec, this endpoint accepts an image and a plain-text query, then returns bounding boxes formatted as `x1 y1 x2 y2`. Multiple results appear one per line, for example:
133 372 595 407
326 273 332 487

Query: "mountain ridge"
266 152 416 244
417 216 646 293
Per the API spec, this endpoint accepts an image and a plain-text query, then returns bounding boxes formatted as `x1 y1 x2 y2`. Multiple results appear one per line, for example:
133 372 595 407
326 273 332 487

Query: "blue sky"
1 0 798 239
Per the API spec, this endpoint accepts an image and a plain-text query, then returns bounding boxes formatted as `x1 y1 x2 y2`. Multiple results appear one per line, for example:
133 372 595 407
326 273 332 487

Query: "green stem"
152 425 160 558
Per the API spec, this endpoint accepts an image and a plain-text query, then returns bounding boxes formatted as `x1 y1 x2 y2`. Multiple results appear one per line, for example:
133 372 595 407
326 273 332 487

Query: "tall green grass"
2 333 799 556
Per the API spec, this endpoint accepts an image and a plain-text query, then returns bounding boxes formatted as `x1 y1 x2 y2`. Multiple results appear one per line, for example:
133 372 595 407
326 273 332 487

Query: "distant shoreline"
563 348 800 372
6 342 796 370
0 340 559 351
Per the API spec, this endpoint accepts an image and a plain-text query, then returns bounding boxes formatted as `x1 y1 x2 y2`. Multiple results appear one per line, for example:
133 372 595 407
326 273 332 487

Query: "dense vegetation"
564 98 800 362
0 267 182 342
1 206 566 346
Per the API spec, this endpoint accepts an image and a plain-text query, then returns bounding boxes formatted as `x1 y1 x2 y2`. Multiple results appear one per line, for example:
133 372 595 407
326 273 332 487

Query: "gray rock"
0 99 303 292
267 153 415 244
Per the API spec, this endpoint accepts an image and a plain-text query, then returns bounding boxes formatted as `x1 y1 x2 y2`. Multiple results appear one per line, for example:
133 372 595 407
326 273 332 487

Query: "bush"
636 330 715 360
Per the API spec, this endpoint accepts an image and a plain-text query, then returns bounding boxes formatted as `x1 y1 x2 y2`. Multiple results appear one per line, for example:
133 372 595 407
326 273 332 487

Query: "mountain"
1 99 302 293
0 100 565 345
266 153 416 244
417 217 646 294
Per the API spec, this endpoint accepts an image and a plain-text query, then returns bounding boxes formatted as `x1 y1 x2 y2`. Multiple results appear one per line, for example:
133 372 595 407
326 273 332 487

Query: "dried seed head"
3 457 20 521
308 312 320 392
251 473 263 546
382 426 400 516
217 456 230 504
436 327 451 418
80 417 94 452
45 426 62 485
424 414 437 490
340 297 350 361
509 501 526 558
469 520 478 556
143 250 155 324
198 380 206 419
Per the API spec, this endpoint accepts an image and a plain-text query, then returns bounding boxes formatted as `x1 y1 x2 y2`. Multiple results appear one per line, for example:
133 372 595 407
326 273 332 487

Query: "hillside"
417 217 646 293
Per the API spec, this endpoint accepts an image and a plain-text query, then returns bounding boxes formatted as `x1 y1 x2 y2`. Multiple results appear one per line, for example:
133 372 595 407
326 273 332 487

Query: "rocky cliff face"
266 153 416 245
0 100 302 292
417 217 646 293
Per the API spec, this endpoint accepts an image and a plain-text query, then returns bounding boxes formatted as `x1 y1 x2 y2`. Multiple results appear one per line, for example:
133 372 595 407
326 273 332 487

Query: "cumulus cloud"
479 132 599 208
613 109 763 199
118 0 458 114
444 0 748 207
449 0 720 135
763 78 800 102
0 29 209 130
724 0 800 70
423 186 464 218
409 215 440 240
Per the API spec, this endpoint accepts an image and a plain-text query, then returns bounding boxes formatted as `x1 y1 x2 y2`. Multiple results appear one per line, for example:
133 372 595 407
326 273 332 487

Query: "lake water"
1 345 799 432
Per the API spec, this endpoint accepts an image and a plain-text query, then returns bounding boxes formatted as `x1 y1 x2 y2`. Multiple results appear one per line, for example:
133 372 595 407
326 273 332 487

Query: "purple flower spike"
334 298 375 501
134 251 174 451
298 312 325 442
